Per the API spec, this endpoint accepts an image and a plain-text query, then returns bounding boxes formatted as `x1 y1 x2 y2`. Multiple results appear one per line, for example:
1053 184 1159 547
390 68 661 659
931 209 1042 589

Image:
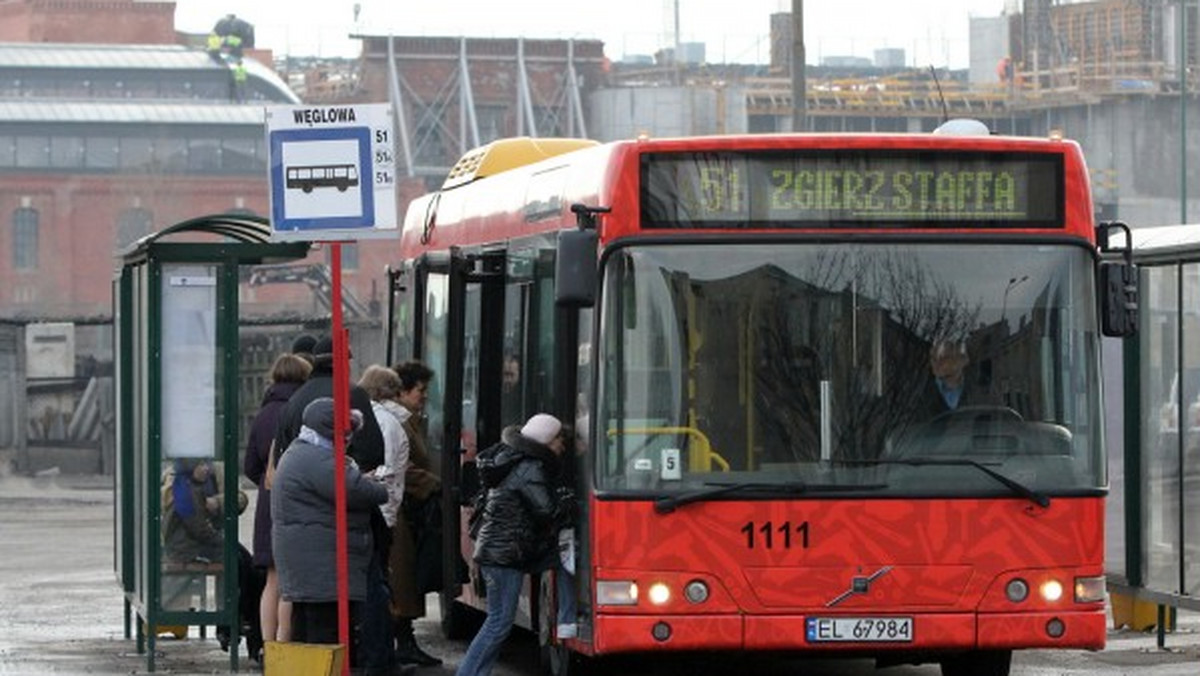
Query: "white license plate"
806 616 914 642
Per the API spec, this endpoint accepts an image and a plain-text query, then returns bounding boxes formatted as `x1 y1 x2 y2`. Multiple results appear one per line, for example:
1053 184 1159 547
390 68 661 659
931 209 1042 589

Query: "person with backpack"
456 413 574 676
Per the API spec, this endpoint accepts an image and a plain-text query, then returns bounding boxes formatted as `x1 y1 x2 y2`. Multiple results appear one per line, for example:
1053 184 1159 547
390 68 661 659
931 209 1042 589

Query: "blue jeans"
455 565 524 676
556 566 576 626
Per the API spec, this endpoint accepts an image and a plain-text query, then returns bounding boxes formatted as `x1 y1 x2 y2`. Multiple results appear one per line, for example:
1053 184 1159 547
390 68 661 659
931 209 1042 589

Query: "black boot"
394 618 442 667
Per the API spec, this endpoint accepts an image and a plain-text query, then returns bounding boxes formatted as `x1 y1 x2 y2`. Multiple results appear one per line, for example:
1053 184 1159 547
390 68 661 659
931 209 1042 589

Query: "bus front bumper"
590 610 1106 654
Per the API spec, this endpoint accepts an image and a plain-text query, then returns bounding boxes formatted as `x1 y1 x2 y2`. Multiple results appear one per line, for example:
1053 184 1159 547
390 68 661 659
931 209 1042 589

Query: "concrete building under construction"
343 0 1196 226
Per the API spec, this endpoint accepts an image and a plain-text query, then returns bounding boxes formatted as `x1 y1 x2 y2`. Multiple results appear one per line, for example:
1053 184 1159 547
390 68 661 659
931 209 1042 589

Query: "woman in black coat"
243 352 310 643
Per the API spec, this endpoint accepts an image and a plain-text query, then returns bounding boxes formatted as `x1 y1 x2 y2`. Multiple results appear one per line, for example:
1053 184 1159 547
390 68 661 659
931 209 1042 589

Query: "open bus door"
409 248 516 639
408 249 474 638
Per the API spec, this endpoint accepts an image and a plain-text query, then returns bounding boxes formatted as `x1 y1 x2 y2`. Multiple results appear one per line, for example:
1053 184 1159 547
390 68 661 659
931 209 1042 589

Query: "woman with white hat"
456 413 573 676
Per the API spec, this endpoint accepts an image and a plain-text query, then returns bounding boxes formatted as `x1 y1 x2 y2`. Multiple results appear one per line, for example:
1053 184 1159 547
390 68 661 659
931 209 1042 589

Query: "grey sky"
176 0 1012 68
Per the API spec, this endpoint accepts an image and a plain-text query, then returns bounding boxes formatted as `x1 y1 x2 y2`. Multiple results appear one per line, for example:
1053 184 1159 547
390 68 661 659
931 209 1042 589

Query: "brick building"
0 0 175 44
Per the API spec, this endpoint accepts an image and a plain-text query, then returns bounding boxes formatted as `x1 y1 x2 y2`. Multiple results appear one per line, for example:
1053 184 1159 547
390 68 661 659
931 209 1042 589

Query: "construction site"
304 0 1196 227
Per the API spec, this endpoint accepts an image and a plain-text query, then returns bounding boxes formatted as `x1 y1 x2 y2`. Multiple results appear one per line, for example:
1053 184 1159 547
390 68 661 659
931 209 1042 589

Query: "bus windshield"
594 242 1104 497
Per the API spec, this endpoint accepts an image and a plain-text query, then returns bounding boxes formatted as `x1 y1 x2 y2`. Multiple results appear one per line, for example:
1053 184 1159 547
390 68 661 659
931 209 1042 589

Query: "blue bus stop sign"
265 104 398 241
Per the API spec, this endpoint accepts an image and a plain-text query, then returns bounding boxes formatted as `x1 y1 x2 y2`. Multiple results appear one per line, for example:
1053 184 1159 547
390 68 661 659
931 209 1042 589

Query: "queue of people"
230 334 449 675
227 332 577 675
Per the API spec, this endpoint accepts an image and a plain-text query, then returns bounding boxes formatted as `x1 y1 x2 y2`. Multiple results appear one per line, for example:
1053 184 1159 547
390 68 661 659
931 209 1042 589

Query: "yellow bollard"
263 641 346 676
143 621 188 639
1110 592 1175 631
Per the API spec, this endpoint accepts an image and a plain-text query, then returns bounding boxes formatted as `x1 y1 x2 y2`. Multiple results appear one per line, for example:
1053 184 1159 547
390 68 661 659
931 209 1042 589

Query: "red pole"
330 242 351 676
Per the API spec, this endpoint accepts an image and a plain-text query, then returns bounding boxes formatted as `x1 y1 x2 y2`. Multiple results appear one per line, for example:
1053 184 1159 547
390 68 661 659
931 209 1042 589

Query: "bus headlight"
1074 576 1106 604
647 582 671 605
1040 579 1064 603
596 580 638 606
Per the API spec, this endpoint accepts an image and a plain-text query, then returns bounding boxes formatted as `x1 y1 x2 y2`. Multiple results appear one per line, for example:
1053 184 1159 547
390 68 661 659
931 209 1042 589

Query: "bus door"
411 247 518 636
409 250 472 635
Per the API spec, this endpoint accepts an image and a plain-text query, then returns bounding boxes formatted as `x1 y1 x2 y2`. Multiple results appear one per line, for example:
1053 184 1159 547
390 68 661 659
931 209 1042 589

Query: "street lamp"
1002 275 1029 327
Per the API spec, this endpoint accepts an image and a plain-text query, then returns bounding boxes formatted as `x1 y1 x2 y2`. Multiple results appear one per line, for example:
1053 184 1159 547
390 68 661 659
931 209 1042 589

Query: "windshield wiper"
653 480 886 515
883 458 1051 508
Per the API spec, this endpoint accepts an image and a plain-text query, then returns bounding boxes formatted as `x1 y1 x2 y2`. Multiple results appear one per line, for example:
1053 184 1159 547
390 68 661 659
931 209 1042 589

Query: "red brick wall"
0 0 176 44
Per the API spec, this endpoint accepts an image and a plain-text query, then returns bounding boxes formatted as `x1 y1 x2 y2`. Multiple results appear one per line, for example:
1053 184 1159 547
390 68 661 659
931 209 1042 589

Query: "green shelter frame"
114 214 310 672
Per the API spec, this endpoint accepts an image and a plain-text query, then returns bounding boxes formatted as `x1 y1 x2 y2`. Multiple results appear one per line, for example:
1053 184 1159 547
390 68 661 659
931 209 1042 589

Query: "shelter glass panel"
1140 264 1181 591
1183 262 1200 595
160 263 218 460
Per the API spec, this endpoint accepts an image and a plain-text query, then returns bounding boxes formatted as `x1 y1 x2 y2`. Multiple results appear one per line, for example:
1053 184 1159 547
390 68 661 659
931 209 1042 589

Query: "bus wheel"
940 650 1012 676
439 589 482 641
538 571 589 676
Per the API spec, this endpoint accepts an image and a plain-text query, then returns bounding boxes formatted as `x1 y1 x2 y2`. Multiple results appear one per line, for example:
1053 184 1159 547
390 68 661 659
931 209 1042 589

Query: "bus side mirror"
1095 220 1138 338
555 227 598 307
1099 260 1137 337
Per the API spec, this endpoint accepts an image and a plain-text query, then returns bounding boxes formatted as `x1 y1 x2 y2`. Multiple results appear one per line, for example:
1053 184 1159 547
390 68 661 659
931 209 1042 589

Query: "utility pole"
791 0 806 132
1180 0 1190 223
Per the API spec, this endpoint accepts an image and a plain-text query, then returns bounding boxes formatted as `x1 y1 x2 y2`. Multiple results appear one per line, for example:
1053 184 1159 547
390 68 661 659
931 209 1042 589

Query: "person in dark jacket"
271 398 388 653
243 352 311 645
275 335 385 473
456 414 569 676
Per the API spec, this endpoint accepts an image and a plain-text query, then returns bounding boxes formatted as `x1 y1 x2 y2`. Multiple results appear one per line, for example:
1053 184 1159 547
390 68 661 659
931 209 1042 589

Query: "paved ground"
0 471 1197 675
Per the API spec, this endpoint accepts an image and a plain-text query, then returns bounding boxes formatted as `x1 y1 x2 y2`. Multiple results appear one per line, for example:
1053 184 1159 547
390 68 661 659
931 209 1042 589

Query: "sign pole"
331 242 351 676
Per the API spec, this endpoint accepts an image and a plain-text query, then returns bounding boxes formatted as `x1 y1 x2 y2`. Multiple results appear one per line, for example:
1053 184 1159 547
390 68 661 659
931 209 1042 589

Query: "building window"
85 137 119 169
12 207 38 270
116 207 154 249
50 136 83 168
16 136 48 168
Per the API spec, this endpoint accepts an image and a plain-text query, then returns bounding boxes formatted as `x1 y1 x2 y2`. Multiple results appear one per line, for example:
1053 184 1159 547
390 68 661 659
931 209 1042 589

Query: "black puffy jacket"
472 426 562 571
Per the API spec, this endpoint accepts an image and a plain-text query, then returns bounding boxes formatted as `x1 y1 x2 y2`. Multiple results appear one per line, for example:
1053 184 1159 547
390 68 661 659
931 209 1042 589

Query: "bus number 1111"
741 520 810 549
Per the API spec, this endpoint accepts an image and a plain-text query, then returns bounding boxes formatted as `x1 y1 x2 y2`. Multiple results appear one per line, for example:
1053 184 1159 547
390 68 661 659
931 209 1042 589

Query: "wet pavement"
0 472 1197 675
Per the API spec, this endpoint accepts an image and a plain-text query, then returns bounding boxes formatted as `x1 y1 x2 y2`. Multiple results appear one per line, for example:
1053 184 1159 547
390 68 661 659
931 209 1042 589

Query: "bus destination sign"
640 150 1064 228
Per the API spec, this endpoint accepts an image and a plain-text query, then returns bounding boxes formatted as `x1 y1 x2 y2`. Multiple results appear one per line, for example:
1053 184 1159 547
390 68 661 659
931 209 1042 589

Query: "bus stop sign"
266 103 397 241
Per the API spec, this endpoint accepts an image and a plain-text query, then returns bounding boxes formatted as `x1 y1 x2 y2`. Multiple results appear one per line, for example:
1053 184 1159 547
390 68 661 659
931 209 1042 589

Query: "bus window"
596 243 1102 496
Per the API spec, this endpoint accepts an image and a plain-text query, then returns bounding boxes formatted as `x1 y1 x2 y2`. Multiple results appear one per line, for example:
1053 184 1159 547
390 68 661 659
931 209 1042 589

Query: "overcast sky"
174 0 1014 68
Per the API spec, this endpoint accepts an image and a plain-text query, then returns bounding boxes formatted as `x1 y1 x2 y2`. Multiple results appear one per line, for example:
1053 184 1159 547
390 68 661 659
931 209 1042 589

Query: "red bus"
385 125 1138 676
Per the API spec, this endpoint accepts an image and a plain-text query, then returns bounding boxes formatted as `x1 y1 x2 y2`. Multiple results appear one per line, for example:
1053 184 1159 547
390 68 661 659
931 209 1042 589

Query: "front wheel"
940 649 1012 676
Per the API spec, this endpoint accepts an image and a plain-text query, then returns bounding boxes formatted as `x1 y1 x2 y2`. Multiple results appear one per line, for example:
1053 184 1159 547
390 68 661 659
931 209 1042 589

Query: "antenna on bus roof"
928 65 950 125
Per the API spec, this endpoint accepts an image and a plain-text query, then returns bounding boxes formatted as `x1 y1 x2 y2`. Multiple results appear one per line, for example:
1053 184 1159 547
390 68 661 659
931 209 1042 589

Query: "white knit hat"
521 413 562 445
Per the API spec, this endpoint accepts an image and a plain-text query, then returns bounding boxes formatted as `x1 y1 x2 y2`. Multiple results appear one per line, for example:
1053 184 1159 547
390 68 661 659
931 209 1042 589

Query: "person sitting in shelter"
163 458 246 564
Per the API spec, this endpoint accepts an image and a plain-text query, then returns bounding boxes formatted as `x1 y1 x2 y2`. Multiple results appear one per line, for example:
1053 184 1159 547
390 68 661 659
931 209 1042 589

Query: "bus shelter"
1111 223 1200 645
114 214 309 672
